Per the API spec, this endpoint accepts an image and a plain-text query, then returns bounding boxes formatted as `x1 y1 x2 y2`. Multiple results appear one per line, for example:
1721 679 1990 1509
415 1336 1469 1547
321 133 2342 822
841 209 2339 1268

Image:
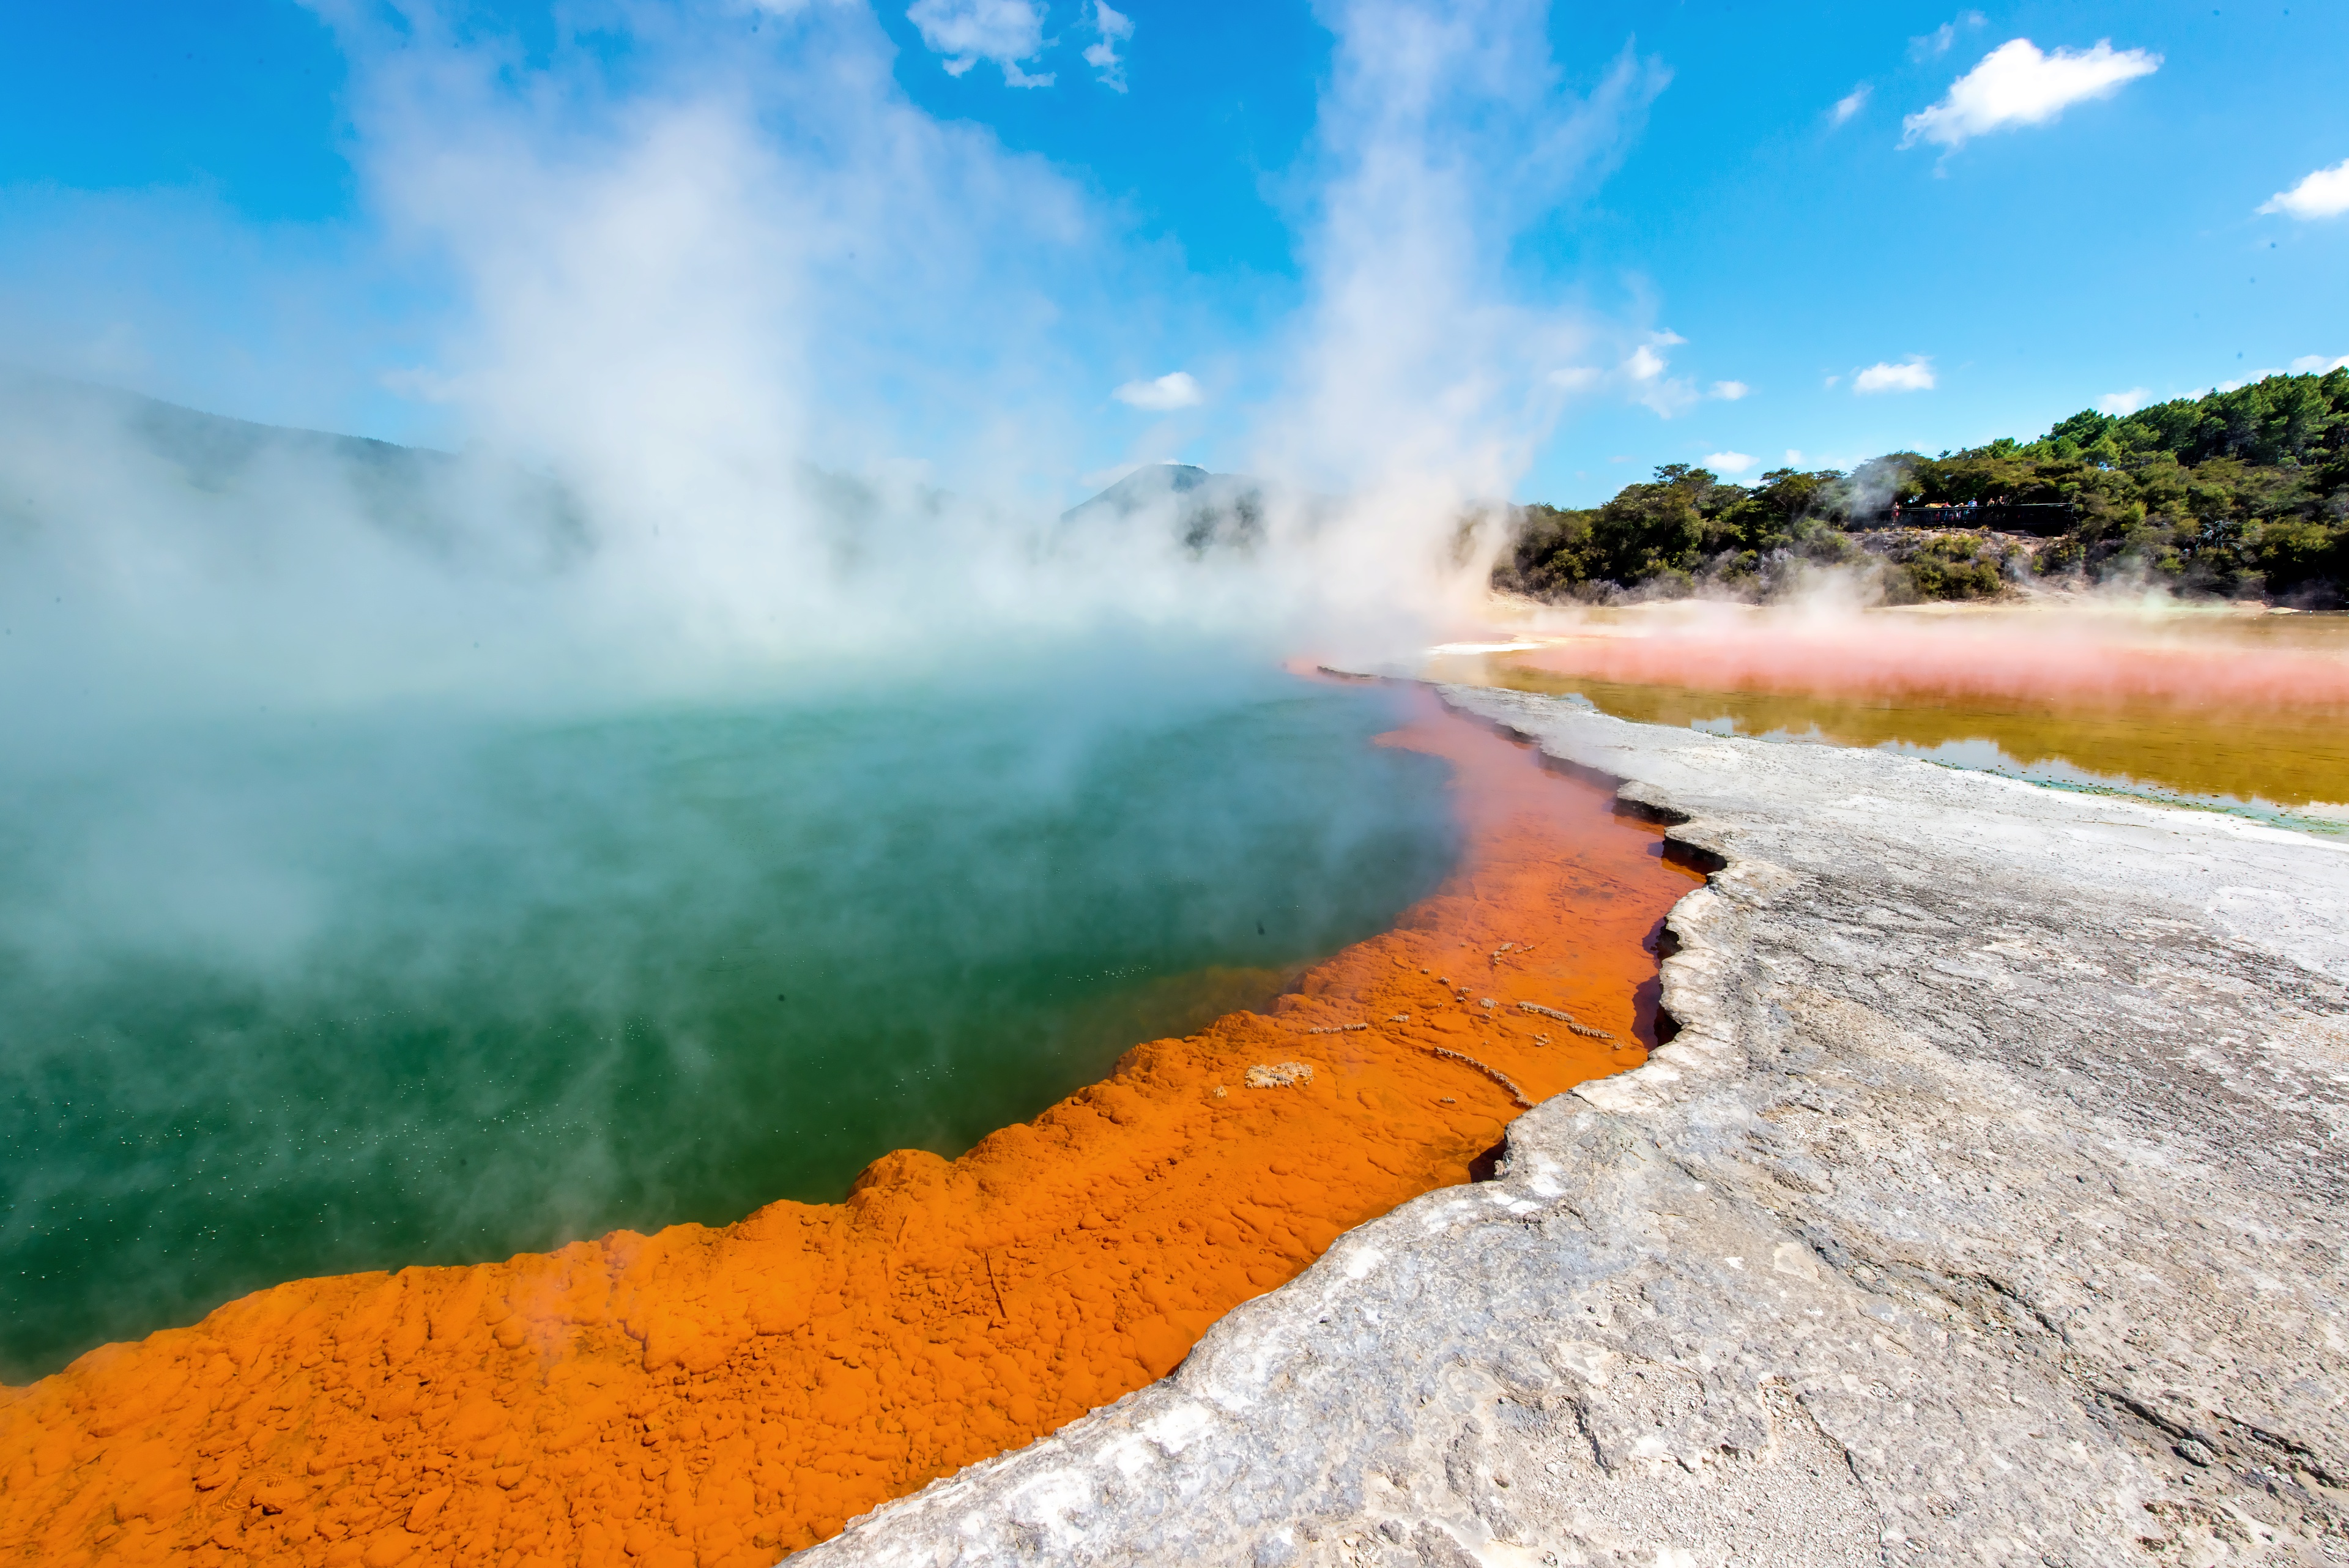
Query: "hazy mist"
0 0 1654 1375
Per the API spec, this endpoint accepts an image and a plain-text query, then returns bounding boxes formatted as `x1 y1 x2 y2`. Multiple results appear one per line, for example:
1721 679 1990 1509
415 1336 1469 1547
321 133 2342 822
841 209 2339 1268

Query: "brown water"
1428 606 2349 833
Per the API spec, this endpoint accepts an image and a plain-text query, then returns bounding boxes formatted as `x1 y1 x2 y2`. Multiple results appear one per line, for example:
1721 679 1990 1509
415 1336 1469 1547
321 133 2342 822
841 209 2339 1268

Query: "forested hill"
1496 368 2349 607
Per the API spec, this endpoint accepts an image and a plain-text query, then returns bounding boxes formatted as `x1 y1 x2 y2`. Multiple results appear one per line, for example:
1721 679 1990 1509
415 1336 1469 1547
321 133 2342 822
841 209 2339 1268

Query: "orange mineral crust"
0 696 1699 1568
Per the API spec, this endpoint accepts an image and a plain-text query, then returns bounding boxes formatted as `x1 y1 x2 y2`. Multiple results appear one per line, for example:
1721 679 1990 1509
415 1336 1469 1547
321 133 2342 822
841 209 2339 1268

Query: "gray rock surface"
792 686 2349 1567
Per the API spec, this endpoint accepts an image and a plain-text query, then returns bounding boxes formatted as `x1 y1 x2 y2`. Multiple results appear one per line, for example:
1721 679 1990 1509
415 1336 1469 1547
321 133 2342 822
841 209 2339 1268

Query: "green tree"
1493 370 2349 606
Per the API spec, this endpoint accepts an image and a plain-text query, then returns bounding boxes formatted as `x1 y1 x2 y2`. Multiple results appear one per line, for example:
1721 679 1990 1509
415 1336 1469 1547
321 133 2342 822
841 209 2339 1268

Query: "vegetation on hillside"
1495 369 2349 606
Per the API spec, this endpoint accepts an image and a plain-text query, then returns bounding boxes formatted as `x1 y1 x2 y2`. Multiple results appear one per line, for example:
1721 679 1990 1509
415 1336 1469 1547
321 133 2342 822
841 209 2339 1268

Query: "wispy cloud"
2260 158 2349 221
1854 357 1935 394
1703 450 1756 475
1083 1 1134 92
1708 379 1749 401
905 0 1054 86
1901 39 2159 151
1908 13 1984 62
2291 354 2349 373
1830 84 1872 127
2096 387 2150 415
1112 371 1203 410
379 365 460 404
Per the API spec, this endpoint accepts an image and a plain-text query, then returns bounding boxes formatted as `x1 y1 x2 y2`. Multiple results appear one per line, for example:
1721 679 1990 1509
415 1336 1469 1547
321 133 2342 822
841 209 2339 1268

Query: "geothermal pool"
0 683 1699 1567
1434 607 2349 833
0 669 1460 1382
29 602 2336 1566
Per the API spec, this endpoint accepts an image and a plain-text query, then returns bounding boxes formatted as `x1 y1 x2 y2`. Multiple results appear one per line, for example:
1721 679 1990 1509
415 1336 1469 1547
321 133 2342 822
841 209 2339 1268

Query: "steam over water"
1436 606 2349 832
0 0 1661 1386
0 672 1457 1382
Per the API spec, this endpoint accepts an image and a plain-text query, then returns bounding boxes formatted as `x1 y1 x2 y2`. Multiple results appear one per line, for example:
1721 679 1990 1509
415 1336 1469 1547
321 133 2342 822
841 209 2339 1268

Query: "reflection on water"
0 671 1459 1381
1430 608 2349 833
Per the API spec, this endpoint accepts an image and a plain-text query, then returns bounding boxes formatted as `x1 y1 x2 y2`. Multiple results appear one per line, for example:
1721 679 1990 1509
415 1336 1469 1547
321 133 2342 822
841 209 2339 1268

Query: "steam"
2 0 1667 730
0 0 1669 1372
0 672 1460 1378
1496 598 2349 712
1258 0 1664 604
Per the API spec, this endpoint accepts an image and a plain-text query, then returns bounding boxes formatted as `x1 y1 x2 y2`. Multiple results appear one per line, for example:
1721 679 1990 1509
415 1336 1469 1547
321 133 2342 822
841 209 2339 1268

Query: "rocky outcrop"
795 685 2349 1566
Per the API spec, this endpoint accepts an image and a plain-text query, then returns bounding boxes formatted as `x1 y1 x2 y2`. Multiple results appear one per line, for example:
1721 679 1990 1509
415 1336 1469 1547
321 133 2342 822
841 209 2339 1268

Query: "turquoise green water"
0 672 1458 1382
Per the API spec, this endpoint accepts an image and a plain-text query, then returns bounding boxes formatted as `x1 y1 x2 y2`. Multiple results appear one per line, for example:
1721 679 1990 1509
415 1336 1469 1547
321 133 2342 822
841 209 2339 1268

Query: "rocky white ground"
792 686 2349 1567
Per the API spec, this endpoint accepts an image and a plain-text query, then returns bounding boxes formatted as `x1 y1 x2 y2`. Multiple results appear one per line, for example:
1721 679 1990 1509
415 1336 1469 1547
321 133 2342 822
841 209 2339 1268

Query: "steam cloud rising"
3 0 1664 723
1 0 1655 1374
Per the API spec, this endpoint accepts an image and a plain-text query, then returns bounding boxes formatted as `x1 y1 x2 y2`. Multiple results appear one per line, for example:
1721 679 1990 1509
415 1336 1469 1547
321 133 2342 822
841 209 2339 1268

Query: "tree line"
1494 368 2349 607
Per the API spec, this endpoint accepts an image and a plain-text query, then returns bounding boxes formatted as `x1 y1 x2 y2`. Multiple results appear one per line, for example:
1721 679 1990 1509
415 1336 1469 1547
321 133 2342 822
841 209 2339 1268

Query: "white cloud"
1901 39 2159 151
905 0 1054 86
1822 374 1840 389
2096 387 2150 415
1784 448 1804 464
1830 85 1872 126
1082 2 1134 92
1854 357 1935 394
1703 451 1756 475
1709 379 1749 401
1111 370 1203 411
2290 354 2349 373
1620 340 1697 417
1547 366 1601 392
2260 158 2349 221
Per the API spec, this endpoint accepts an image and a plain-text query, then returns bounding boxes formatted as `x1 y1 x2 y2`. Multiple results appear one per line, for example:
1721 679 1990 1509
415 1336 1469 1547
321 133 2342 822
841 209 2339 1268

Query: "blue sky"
1 0 2344 506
